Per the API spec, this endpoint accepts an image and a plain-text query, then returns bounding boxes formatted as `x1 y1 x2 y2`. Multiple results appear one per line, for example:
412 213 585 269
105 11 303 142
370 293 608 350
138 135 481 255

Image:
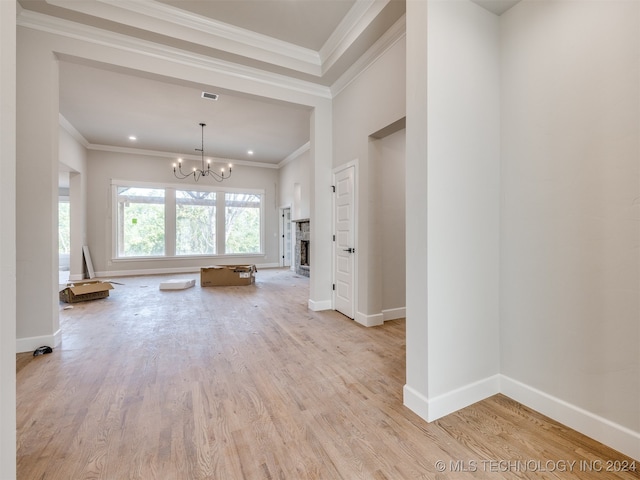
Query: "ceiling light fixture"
173 123 232 182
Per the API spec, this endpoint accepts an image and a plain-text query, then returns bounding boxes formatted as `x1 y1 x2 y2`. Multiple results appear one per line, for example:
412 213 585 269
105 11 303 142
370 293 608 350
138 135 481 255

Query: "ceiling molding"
18 9 332 100
59 114 89 148
48 0 323 75
331 14 405 98
319 0 389 75
278 142 310 168
88 144 280 169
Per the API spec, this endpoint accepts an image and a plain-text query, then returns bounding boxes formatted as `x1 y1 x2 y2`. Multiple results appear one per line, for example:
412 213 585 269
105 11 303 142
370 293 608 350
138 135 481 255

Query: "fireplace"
300 240 309 266
294 219 310 277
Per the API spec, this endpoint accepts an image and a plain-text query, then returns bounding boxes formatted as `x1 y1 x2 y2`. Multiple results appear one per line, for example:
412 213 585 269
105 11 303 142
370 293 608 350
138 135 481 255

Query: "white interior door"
334 165 355 319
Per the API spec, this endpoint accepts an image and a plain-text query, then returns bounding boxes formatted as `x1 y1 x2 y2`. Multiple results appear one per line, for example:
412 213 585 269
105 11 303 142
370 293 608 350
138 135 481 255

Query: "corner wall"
16 26 60 353
0 0 17 476
59 125 88 282
405 0 501 421
332 35 406 323
500 0 640 458
279 147 311 220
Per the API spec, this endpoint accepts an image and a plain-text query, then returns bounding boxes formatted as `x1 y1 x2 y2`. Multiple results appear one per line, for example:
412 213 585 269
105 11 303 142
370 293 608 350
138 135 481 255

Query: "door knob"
343 248 355 253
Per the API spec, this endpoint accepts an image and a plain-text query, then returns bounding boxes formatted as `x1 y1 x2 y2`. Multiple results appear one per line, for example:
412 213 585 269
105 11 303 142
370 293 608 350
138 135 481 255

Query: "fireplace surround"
294 219 310 277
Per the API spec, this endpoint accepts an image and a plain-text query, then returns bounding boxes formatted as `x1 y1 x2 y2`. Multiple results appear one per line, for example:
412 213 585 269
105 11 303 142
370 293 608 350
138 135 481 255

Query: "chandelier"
173 123 232 182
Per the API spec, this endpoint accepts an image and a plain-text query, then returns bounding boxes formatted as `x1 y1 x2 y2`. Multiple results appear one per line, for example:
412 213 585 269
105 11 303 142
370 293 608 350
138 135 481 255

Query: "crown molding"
88 143 280 169
278 142 310 168
59 113 89 148
48 0 322 76
319 0 389 75
331 14 405 97
18 9 332 100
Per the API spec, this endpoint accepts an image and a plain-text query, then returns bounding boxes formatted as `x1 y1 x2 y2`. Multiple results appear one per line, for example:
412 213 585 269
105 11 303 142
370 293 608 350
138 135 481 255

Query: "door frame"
332 160 358 317
278 205 292 269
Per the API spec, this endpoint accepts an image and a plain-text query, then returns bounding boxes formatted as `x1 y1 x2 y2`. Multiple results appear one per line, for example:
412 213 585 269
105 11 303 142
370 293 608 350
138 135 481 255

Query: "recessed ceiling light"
128 135 137 141
247 150 254 155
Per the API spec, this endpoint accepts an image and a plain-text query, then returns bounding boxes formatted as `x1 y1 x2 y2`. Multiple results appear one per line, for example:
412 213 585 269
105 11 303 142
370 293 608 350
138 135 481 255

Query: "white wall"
0 0 17 476
500 0 640 455
59 125 88 281
279 147 311 220
16 26 61 353
405 0 501 420
86 150 280 276
372 129 406 316
333 35 406 324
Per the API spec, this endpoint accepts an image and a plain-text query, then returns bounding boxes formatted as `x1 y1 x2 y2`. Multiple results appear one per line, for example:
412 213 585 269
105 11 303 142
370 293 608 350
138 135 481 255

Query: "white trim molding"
16 329 62 354
501 376 640 462
308 299 332 312
404 375 501 423
404 375 640 462
382 307 405 321
355 311 384 327
17 9 332 100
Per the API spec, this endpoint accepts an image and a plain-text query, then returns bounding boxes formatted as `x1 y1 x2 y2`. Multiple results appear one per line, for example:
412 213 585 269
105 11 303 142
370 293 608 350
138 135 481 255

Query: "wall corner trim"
405 375 640 462
355 311 384 327
308 299 332 311
404 375 501 422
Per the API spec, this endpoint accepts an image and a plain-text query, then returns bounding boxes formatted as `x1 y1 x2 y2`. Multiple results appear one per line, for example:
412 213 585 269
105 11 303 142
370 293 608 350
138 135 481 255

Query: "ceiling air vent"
201 92 219 101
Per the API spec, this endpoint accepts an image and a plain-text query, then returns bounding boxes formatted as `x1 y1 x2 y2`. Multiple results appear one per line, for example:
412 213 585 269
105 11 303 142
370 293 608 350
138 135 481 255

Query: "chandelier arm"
172 123 232 182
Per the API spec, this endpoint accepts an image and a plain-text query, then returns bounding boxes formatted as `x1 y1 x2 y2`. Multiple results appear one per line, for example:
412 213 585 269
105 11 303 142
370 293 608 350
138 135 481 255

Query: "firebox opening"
300 240 309 267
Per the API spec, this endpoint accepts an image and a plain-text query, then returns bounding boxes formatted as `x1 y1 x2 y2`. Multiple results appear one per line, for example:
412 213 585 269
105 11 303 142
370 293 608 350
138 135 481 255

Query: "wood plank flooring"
17 268 639 479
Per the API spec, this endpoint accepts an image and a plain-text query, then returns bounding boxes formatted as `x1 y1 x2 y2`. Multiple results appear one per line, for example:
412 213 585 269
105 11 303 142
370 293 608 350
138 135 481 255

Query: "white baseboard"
308 299 332 311
404 375 501 422
405 374 640 461
403 384 432 421
382 307 406 321
16 328 62 354
355 311 384 327
501 375 640 461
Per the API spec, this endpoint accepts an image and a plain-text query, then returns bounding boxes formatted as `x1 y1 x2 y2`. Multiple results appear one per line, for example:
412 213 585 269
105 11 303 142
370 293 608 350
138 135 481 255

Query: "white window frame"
111 179 265 261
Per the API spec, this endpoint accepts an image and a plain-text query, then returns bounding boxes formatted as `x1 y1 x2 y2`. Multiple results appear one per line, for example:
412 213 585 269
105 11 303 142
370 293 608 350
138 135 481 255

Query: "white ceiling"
18 0 406 167
17 0 516 169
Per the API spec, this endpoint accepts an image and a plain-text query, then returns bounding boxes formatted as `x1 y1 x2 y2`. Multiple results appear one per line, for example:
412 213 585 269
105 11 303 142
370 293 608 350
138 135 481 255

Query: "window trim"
111 179 265 261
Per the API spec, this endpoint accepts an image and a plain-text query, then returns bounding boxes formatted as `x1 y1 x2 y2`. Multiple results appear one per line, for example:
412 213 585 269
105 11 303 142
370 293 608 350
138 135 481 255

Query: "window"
113 183 263 259
58 199 70 255
116 187 165 257
176 190 216 255
225 193 261 254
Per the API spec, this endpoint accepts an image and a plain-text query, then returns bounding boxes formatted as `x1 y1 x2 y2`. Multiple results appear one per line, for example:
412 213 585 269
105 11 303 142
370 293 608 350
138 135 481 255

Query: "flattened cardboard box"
201 265 257 287
59 280 114 303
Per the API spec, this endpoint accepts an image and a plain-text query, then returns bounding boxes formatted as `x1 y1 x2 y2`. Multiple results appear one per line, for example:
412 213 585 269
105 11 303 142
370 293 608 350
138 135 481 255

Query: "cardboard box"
59 280 114 303
201 265 257 287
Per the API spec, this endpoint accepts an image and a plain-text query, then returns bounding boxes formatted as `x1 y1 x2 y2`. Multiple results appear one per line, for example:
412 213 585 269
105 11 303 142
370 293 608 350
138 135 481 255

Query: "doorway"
279 206 292 268
58 172 70 286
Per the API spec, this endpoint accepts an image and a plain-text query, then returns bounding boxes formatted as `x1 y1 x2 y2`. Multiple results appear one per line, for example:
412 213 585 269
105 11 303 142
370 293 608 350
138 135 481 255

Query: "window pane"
117 187 165 257
176 190 216 255
58 200 70 255
225 193 261 254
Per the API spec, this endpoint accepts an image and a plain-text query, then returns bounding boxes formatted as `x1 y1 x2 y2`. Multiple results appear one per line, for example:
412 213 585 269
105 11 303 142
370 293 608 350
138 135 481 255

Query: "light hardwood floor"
17 268 638 479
